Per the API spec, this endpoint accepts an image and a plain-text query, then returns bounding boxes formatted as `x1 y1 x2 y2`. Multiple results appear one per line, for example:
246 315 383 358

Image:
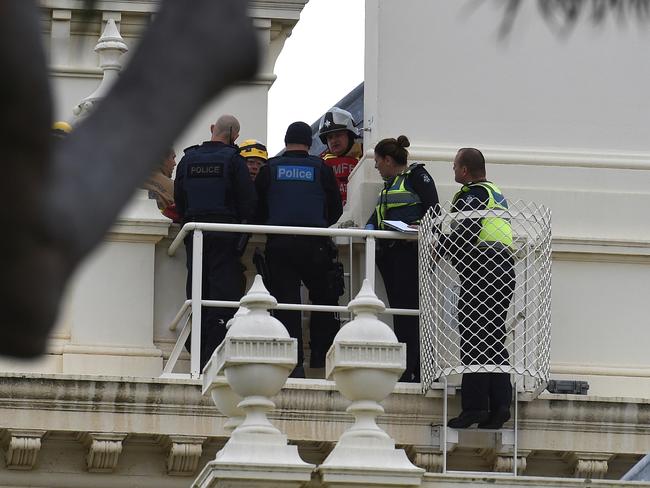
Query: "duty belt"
476 241 512 252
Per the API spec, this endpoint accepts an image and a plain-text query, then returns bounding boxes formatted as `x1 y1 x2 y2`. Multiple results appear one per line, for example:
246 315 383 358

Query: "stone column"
62 191 169 376
318 280 425 487
193 276 314 488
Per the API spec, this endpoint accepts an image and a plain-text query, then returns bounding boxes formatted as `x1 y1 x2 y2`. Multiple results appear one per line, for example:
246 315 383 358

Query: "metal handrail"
167 222 416 256
164 222 419 378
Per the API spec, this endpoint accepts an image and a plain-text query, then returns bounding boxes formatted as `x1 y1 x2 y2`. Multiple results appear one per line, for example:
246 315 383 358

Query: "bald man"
174 115 256 370
443 148 516 430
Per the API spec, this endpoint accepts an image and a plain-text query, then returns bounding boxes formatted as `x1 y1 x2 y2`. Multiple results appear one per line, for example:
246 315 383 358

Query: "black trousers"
184 233 246 370
377 240 420 383
266 235 341 368
456 247 515 412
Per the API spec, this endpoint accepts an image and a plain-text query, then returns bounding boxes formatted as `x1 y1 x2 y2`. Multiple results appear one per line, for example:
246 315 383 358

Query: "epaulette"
183 144 199 154
322 153 337 160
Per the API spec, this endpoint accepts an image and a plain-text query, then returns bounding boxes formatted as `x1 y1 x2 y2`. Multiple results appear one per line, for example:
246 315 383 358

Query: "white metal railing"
419 202 552 476
419 203 552 389
163 222 419 378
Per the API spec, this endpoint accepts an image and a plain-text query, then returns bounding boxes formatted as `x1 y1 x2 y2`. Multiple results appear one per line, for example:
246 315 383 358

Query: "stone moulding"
325 341 406 378
214 337 297 373
80 432 128 473
0 429 46 470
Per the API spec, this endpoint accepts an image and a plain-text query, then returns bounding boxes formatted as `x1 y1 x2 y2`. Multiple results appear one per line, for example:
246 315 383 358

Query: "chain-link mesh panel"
419 201 551 392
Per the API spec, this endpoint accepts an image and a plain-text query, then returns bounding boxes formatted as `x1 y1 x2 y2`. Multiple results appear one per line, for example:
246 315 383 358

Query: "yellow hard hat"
239 139 268 161
52 121 72 134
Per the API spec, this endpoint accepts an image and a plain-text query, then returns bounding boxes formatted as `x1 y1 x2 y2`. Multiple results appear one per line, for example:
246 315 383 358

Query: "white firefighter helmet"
318 107 358 144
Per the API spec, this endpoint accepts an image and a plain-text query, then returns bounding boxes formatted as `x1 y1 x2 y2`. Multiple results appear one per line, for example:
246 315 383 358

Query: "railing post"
365 236 376 291
191 229 204 378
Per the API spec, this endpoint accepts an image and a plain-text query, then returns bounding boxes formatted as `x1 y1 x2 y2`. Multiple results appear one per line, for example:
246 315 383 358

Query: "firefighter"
366 135 439 383
239 138 268 180
174 115 256 370
443 147 516 430
318 107 362 206
255 121 343 378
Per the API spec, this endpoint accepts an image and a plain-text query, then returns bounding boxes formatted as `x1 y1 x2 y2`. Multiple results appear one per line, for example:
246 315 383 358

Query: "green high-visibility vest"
452 181 513 247
375 164 423 229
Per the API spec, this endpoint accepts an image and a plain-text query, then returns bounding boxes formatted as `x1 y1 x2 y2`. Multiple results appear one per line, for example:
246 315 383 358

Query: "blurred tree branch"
493 0 650 37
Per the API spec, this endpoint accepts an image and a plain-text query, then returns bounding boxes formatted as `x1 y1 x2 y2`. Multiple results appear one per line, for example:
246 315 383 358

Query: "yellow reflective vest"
375 164 423 229
452 181 513 247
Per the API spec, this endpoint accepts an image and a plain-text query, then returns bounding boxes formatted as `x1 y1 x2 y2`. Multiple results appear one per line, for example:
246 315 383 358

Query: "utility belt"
476 241 512 253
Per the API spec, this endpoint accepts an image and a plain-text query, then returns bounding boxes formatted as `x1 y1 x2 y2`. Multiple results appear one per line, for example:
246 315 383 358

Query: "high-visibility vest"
452 181 513 247
375 164 423 229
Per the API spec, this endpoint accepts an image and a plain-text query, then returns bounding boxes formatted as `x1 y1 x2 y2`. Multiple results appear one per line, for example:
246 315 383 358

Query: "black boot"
447 410 489 429
478 409 511 429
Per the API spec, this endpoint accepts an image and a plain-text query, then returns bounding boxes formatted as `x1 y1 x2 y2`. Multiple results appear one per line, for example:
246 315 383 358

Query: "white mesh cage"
419 201 552 392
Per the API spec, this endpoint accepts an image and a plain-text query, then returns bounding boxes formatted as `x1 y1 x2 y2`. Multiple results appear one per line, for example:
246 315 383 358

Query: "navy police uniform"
174 141 256 370
443 181 515 428
255 150 343 374
367 163 439 383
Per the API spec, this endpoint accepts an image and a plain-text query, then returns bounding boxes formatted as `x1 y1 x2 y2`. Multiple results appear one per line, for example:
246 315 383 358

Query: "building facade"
0 1 648 486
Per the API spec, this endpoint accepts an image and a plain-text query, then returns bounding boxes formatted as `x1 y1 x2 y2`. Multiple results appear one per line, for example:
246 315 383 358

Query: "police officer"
367 135 439 383
255 121 343 378
444 148 516 430
318 107 363 206
174 115 257 370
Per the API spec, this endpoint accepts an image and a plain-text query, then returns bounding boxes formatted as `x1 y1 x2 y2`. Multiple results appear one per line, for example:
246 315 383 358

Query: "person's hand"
338 219 357 228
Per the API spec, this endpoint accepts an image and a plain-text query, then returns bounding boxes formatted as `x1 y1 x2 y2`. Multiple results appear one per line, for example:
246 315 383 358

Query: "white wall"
362 0 650 398
364 0 650 152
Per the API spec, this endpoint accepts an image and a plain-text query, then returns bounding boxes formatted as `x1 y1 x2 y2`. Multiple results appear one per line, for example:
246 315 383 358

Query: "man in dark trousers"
174 114 256 370
443 148 516 430
255 121 343 378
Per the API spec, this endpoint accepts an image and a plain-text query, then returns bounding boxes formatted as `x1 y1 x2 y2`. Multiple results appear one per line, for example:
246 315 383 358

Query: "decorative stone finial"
347 278 386 316
201 306 249 435
74 19 128 118
225 305 249 330
319 281 424 487
238 275 278 310
194 277 313 487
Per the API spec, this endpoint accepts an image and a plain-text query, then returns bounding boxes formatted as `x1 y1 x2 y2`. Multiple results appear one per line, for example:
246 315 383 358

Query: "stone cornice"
0 374 648 452
40 0 309 18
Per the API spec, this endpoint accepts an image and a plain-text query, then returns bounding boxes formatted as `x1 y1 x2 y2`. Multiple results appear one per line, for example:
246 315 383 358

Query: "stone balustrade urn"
201 307 249 436
193 276 314 488
318 279 425 487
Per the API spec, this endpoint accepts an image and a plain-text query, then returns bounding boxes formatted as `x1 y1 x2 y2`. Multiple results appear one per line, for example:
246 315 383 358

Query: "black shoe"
478 409 511 429
290 365 305 378
447 410 489 429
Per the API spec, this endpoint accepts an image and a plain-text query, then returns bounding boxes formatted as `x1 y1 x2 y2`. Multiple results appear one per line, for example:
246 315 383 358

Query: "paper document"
383 220 419 233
